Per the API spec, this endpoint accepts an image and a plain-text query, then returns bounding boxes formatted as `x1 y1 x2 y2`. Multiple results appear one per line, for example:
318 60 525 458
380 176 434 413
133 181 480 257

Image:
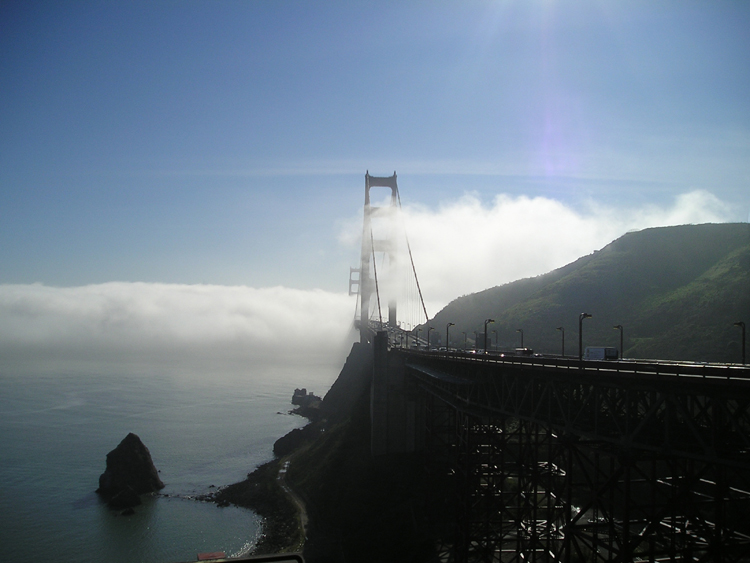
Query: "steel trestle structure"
399 351 750 562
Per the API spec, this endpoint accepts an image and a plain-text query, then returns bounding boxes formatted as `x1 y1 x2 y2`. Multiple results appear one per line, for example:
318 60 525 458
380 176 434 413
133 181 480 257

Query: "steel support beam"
404 351 750 562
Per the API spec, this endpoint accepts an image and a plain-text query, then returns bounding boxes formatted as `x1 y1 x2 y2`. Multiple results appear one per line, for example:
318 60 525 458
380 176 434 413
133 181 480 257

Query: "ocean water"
0 357 341 563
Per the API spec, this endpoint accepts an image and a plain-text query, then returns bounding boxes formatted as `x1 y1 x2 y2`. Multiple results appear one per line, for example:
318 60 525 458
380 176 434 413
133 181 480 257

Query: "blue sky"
1 1 749 309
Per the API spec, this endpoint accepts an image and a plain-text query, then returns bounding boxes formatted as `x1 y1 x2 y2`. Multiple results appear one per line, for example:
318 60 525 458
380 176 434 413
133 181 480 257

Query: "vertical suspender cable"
370 230 384 330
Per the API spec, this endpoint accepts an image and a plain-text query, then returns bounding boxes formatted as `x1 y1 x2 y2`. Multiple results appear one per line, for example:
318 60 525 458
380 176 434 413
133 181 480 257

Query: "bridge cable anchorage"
396 189 429 325
370 229 384 330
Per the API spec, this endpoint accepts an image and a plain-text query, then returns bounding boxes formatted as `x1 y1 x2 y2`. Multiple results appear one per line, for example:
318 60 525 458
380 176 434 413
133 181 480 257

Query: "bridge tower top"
350 171 429 345
364 171 399 204
352 171 399 344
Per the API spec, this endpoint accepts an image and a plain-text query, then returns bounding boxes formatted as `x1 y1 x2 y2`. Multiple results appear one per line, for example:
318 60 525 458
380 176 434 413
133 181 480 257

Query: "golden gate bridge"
349 171 750 562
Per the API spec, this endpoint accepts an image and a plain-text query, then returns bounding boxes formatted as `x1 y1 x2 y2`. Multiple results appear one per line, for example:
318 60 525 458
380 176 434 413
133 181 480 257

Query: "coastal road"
277 460 308 546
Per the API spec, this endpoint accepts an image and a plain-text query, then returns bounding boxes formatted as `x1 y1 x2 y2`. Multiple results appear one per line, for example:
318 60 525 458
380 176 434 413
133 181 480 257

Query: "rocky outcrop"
274 345 372 460
291 388 310 405
96 433 164 510
291 388 323 421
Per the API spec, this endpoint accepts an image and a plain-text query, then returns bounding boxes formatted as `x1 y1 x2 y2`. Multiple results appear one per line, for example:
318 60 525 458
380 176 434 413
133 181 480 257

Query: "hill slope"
431 223 750 362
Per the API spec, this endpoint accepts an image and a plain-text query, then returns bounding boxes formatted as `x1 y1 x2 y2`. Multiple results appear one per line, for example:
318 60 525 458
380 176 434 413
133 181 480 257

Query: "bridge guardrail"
396 348 750 383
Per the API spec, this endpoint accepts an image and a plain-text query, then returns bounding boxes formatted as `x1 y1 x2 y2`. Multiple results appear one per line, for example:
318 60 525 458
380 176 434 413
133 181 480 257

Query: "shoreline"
202 342 372 560
203 411 317 556
210 458 304 555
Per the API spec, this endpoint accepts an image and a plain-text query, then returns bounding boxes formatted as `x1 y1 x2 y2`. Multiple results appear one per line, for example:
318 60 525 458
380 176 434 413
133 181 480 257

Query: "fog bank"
0 283 357 373
1 190 737 372
342 189 735 313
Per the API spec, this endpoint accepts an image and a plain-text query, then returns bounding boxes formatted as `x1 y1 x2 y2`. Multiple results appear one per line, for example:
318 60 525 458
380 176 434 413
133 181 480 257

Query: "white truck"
584 346 619 360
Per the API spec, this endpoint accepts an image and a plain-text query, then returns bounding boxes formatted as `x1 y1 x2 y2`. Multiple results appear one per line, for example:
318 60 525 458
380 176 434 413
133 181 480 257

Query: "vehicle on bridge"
584 346 619 360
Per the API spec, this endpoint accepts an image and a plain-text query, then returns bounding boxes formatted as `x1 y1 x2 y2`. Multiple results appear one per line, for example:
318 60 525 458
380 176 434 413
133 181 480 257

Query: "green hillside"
430 223 750 363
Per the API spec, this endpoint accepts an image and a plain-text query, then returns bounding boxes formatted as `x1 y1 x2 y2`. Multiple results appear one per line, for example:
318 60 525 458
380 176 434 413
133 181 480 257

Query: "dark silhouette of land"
212 223 750 561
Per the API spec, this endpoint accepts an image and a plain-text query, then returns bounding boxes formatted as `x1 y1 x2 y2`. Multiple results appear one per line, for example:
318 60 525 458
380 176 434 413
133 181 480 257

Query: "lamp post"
492 330 497 352
428 326 435 351
462 332 467 351
579 313 592 360
613 325 623 359
417 327 423 350
556 326 564 357
484 319 495 354
735 321 746 364
446 322 455 353
516 328 524 349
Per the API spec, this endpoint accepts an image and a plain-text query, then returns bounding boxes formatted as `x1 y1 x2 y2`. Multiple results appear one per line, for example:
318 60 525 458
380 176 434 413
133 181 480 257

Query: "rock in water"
97 433 164 509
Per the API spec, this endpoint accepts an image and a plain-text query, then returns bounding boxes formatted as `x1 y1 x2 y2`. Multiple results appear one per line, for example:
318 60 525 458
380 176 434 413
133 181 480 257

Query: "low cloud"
0 283 357 371
342 189 736 316
1 191 736 371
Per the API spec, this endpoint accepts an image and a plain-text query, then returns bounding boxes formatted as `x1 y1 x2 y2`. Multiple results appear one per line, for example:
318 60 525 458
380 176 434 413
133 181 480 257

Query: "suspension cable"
396 190 429 324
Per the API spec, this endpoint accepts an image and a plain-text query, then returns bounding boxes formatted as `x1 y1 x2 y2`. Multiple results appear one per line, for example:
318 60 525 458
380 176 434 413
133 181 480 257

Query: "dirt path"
277 460 308 546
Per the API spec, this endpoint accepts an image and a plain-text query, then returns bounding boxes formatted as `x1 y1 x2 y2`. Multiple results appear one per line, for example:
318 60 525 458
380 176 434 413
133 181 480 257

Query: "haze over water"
0 356 345 563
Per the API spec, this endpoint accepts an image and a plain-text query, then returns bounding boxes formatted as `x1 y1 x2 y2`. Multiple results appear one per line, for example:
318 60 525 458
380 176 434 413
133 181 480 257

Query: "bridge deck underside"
407 354 750 562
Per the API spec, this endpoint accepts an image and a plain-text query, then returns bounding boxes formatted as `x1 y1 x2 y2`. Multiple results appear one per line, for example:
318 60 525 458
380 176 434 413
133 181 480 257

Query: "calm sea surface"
0 358 341 563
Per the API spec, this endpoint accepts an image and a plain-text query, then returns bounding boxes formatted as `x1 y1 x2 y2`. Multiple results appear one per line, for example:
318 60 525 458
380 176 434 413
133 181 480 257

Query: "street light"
416 327 423 350
579 313 592 360
735 321 746 364
446 322 455 353
428 326 435 351
492 330 497 352
556 326 564 357
484 319 495 354
613 325 623 359
516 328 524 349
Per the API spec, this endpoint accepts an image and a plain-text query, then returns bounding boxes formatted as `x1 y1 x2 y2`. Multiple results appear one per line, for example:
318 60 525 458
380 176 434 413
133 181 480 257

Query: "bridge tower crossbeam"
351 171 400 344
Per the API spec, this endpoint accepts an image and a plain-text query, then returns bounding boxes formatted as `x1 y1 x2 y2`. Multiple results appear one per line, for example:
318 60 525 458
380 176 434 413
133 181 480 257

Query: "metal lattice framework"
404 352 750 562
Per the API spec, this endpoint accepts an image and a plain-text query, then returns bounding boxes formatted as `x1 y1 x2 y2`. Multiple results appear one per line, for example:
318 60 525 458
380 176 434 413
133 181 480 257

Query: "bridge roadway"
384 346 750 562
403 350 750 465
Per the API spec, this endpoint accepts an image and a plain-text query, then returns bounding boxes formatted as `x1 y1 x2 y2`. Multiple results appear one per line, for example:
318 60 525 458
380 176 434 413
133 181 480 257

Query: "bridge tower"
350 171 400 344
